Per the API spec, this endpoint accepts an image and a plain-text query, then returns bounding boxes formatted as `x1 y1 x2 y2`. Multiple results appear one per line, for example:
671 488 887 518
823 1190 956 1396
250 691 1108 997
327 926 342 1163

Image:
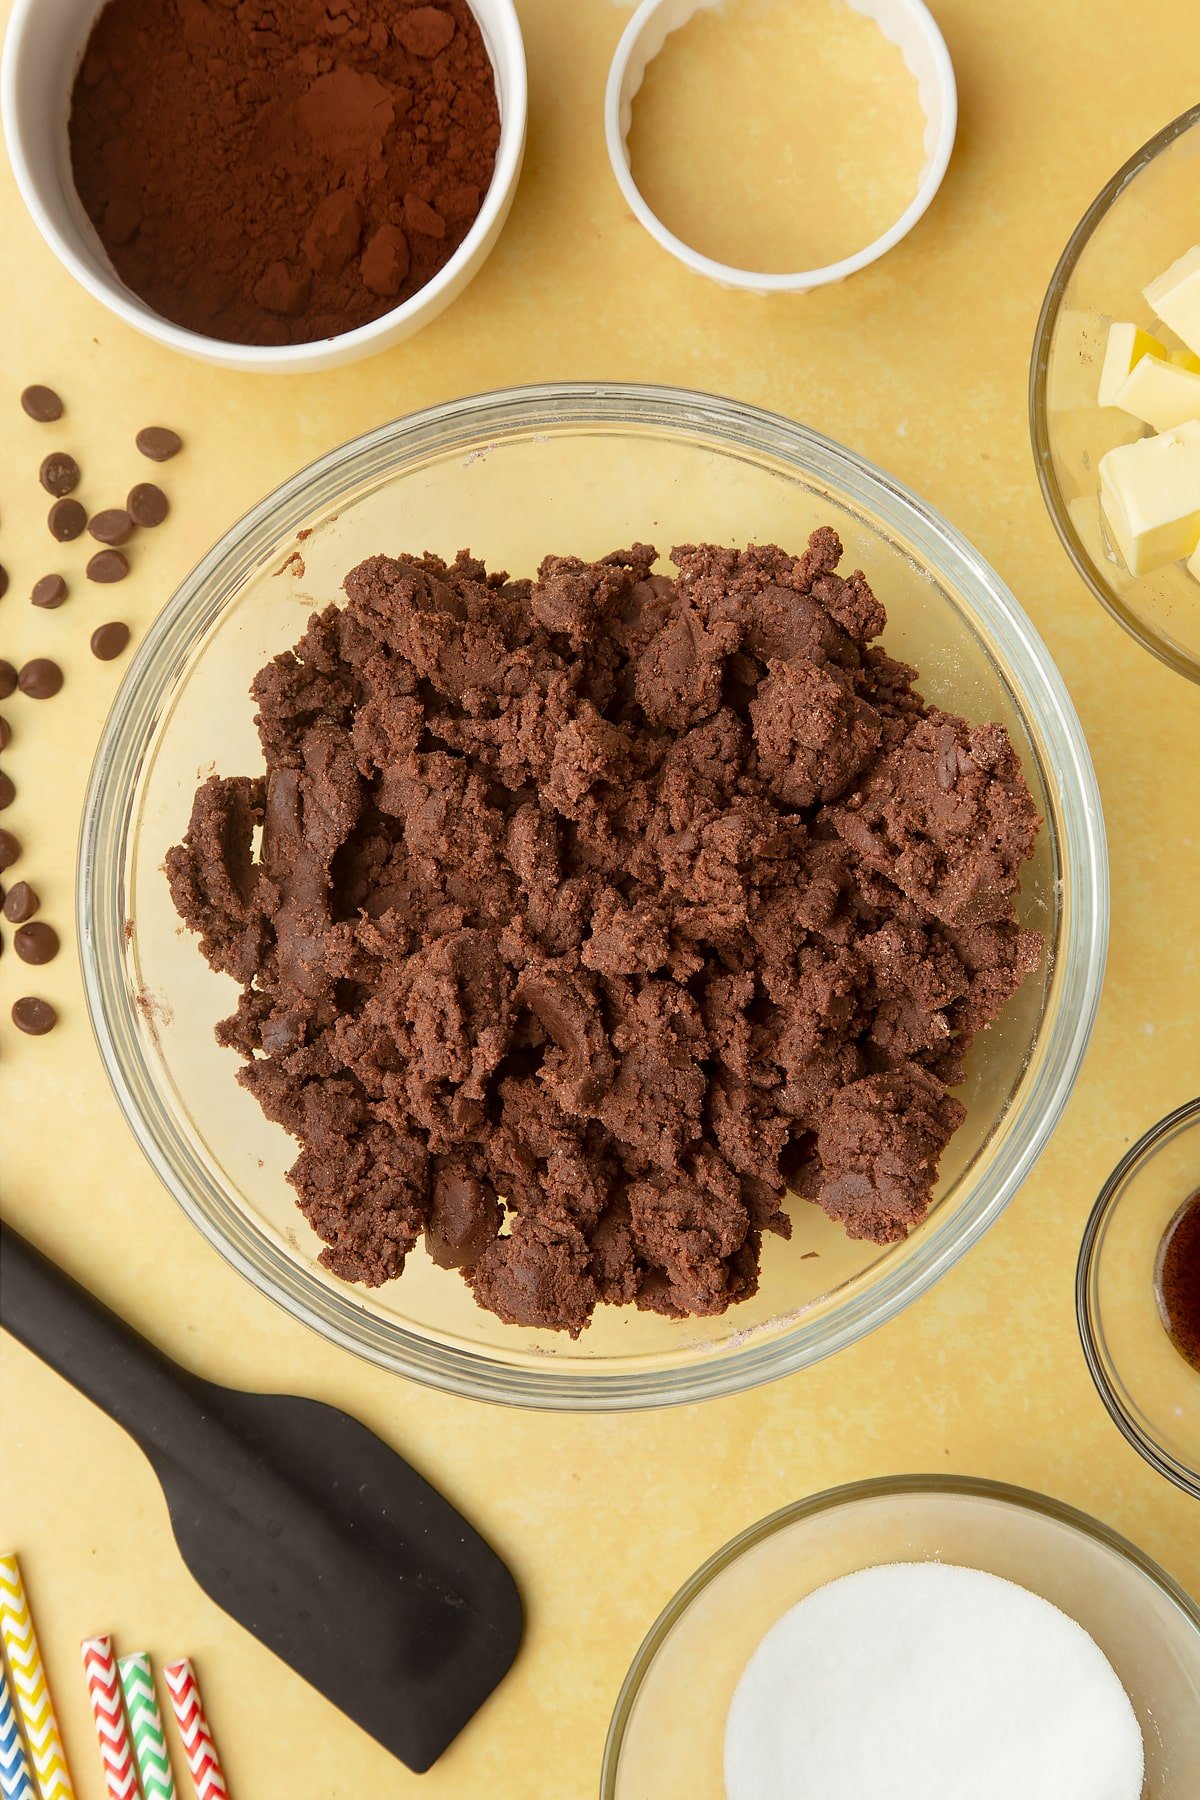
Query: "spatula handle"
0 1224 210 1463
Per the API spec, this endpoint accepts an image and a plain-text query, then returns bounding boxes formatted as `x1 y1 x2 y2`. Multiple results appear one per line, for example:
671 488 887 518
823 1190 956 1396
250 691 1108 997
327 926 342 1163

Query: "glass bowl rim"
601 1470 1200 1794
1076 1094 1200 1499
79 380 1109 1411
1028 101 1200 686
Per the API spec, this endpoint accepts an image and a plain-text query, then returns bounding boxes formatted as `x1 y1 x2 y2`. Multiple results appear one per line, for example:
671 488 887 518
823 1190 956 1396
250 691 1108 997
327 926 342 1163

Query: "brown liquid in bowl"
1155 1188 1200 1371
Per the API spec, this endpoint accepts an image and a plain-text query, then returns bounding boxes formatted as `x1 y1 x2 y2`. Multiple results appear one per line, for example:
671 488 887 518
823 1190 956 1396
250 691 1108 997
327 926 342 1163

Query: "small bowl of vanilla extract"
1078 1097 1200 1498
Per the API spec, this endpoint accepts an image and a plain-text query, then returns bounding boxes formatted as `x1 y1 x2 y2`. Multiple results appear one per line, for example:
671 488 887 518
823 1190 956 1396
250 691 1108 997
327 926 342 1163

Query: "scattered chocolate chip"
90 620 131 661
21 384 64 423
87 550 129 584
14 921 59 964
0 663 16 700
31 574 68 610
0 564 8 601
0 827 19 871
48 497 87 541
0 717 9 752
3 882 38 923
39 451 81 496
12 996 57 1035
127 482 168 528
89 507 134 546
136 425 182 462
0 772 13 810
17 658 63 700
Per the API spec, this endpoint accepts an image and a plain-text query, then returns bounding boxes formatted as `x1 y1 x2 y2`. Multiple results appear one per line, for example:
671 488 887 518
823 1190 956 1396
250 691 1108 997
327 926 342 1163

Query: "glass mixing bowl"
1030 104 1200 683
601 1475 1200 1796
1078 1097 1200 1500
79 384 1107 1410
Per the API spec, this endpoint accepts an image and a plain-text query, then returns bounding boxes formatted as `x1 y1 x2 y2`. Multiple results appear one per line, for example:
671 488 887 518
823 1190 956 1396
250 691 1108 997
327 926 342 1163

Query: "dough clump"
167 531 1042 1335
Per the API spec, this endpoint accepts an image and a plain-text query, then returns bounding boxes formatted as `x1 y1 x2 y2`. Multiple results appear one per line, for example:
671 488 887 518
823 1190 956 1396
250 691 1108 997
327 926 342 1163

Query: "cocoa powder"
69 1 501 347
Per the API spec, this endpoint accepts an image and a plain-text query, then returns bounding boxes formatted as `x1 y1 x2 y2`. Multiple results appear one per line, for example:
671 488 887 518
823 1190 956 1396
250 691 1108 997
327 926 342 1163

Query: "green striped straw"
117 1654 176 1800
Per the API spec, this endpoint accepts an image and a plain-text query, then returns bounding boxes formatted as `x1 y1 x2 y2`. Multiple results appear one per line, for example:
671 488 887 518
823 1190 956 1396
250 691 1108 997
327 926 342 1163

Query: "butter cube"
1113 351 1200 431
1144 245 1200 358
1098 321 1166 405
1188 538 1200 586
1098 421 1200 575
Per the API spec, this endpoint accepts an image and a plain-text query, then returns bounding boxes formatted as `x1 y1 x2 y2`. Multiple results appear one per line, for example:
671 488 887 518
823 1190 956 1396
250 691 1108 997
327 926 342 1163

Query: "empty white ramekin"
605 0 956 294
2 0 527 373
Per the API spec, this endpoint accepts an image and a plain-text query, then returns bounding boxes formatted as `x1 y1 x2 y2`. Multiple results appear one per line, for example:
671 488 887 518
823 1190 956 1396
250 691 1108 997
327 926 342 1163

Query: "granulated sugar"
724 1561 1144 1800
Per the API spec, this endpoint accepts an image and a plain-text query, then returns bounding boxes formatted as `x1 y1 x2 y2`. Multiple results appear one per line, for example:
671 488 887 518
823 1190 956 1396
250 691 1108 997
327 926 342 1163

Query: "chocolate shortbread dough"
167 531 1043 1334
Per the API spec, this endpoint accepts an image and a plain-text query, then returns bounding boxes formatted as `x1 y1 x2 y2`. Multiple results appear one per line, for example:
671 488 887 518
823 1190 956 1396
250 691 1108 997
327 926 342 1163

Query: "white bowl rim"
603 0 958 292
0 0 528 369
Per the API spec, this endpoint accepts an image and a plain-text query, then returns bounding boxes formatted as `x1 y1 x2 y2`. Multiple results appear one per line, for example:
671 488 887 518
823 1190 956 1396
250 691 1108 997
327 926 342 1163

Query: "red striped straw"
162 1662 227 1800
79 1636 139 1800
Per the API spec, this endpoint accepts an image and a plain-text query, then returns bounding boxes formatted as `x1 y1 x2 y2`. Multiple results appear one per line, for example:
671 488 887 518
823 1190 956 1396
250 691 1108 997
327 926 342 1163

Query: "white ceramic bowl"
1 0 527 373
605 0 956 294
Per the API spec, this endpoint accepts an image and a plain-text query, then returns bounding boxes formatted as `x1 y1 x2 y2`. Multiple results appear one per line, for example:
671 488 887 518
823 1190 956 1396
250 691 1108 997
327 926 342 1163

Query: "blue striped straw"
0 1657 36 1800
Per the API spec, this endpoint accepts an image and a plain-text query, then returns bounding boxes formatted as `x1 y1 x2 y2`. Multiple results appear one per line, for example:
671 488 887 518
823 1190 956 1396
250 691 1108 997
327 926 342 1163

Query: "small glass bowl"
79 384 1107 1410
1030 104 1200 683
1077 1098 1200 1499
602 1475 1200 1796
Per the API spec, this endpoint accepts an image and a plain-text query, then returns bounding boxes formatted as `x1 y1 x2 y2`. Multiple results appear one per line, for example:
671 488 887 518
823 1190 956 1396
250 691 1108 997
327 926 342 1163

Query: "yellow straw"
0 1557 75 1800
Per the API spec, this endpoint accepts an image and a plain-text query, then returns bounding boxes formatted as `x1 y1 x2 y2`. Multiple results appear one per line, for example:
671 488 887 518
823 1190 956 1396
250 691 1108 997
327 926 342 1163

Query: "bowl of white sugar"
602 1474 1200 1798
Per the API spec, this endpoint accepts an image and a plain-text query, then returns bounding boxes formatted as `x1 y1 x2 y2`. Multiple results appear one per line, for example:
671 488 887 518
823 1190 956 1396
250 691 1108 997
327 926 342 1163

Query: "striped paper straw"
0 1555 75 1800
79 1639 139 1800
162 1664 226 1800
0 1657 37 1800
117 1657 175 1800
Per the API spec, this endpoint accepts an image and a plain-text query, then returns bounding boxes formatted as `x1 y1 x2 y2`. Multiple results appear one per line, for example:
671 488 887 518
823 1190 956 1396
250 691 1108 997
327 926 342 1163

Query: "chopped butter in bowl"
1031 101 1200 682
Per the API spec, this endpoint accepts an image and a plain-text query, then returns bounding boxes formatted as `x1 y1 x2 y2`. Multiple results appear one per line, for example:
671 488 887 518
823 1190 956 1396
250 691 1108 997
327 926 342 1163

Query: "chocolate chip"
31 574 68 610
0 828 19 871
0 564 8 601
21 385 64 423
48 497 87 541
17 658 63 700
136 426 182 461
39 451 81 496
127 482 168 527
90 620 131 661
12 996 57 1035
0 663 16 700
0 772 13 810
0 717 9 752
3 882 38 923
88 550 130 586
89 507 134 546
14 921 59 965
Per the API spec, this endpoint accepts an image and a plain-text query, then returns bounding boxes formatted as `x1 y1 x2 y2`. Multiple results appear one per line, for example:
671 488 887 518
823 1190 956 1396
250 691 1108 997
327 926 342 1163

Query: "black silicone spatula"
0 1225 522 1774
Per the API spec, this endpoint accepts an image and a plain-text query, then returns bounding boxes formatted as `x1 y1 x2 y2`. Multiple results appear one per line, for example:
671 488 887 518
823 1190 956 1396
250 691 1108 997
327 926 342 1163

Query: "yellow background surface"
2 2 1198 1796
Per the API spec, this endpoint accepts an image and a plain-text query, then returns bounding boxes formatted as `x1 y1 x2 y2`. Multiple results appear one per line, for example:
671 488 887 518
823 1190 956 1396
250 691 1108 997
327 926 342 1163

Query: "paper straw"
162 1664 226 1800
0 1556 75 1800
117 1657 175 1800
79 1639 139 1800
0 1658 37 1800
